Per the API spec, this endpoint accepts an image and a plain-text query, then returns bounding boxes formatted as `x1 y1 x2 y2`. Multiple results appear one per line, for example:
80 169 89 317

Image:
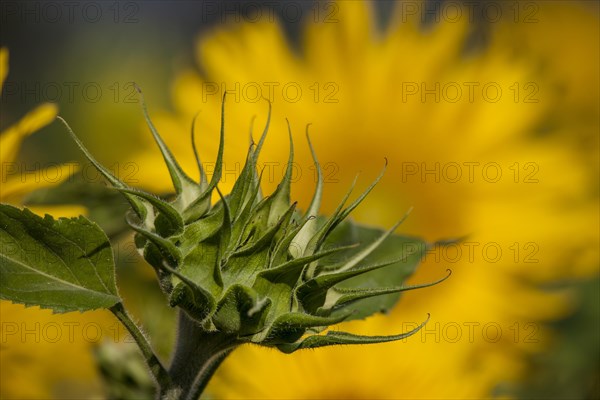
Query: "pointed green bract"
181 92 228 222
276 314 431 353
0 204 121 312
290 126 323 259
136 85 202 208
318 270 452 316
53 95 448 352
126 217 182 266
191 111 208 191
212 284 271 335
56 117 152 225
267 120 294 226
116 188 184 236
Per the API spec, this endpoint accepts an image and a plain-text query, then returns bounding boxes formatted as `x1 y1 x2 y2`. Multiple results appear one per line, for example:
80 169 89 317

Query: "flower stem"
163 311 237 400
110 303 171 390
187 348 233 400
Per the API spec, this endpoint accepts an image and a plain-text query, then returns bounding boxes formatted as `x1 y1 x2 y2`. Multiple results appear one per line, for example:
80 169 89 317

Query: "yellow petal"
0 103 58 164
0 163 78 202
0 47 8 91
25 204 88 219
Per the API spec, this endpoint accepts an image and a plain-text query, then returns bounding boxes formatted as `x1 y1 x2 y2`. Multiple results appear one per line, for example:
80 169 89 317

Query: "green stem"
187 348 233 400
110 303 171 389
161 311 237 400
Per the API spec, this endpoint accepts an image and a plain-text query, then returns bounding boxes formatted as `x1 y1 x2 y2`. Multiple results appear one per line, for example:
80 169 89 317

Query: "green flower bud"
60 89 450 355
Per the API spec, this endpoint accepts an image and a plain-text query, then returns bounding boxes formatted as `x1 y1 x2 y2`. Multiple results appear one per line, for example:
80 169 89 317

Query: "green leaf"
0 204 121 313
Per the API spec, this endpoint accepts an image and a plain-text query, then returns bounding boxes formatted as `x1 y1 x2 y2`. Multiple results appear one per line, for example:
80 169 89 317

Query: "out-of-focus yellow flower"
124 1 598 398
0 48 112 399
0 48 83 217
494 1 599 185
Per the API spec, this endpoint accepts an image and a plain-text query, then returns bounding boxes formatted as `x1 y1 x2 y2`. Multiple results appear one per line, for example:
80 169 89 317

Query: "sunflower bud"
61 91 449 354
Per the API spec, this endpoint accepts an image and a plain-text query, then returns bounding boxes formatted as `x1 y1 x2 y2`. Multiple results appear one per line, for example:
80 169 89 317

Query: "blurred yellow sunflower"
0 49 72 214
119 1 599 398
495 0 599 184
0 48 113 399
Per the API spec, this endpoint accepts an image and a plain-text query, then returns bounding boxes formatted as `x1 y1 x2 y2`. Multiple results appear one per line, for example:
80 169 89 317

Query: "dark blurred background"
1 0 501 164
